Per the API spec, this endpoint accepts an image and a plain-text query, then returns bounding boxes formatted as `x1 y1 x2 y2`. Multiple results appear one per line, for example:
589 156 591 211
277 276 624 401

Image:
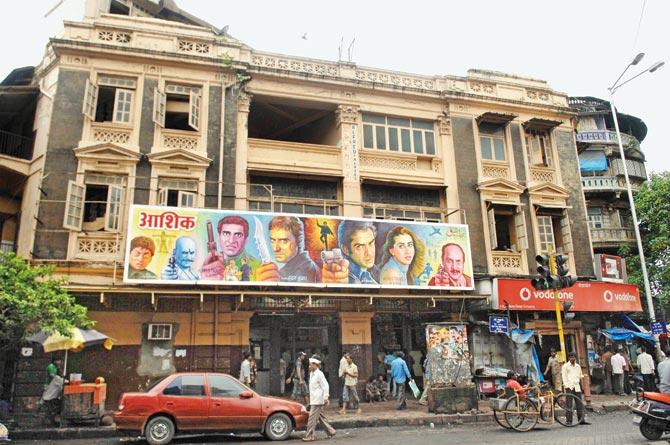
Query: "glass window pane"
388 117 411 127
362 114 385 124
164 377 182 395
363 125 374 148
401 129 411 152
181 375 205 396
494 138 506 161
375 126 386 150
209 375 244 397
413 130 423 154
412 119 433 130
388 127 399 151
480 137 492 160
425 131 435 155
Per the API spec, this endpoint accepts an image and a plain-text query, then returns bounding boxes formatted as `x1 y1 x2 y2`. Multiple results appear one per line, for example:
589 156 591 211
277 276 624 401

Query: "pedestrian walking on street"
657 350 670 394
544 348 563 391
279 354 287 394
385 351 396 396
240 352 252 386
561 352 588 425
601 346 613 394
611 348 627 396
338 351 350 408
637 347 656 392
292 351 309 404
339 355 361 415
621 348 633 394
249 356 258 389
419 355 430 406
391 351 413 410
303 357 336 442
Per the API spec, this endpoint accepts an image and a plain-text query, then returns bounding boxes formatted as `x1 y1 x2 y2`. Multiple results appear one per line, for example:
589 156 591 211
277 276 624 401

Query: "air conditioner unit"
148 323 173 340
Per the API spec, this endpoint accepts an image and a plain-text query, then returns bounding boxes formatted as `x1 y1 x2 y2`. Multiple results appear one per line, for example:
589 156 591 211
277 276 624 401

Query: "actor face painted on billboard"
270 227 297 263
220 223 247 258
128 236 157 279
130 246 153 270
443 244 464 282
389 233 414 266
162 236 200 280
346 228 376 270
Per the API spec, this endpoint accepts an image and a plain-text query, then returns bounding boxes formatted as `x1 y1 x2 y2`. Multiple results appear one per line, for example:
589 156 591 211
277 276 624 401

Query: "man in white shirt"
337 352 350 409
636 347 656 391
611 348 627 396
657 350 670 394
303 357 336 442
239 352 252 385
339 355 362 415
561 352 587 425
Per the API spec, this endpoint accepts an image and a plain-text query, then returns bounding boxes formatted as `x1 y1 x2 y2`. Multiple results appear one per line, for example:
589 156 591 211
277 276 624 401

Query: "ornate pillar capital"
437 112 451 135
237 91 252 113
336 104 360 126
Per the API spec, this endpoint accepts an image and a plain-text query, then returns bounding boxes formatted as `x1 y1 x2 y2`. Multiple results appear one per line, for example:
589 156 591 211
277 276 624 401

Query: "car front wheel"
144 416 175 445
265 412 293 441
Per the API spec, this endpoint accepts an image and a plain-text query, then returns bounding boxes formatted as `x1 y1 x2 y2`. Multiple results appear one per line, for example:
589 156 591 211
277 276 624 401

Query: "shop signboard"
495 278 642 312
488 315 509 334
123 205 474 290
651 321 666 335
594 254 627 283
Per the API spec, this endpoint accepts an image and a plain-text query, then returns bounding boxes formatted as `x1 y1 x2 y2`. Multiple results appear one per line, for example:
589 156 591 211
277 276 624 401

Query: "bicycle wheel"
504 397 538 432
493 410 511 429
554 393 585 427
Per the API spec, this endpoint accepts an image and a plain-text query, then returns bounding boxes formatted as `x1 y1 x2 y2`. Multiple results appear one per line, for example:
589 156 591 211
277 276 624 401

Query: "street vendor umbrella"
26 327 115 376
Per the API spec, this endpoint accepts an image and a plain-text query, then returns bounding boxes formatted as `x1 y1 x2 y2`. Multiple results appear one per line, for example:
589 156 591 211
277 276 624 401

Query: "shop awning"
522 118 562 132
476 112 517 125
599 328 655 344
579 151 608 172
621 313 649 333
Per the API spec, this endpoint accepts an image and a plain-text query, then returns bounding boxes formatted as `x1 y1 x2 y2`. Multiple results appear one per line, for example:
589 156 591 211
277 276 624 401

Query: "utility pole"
549 254 567 362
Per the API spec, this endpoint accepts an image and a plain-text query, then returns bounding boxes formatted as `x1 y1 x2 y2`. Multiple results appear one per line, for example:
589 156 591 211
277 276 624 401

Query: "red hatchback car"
114 372 308 445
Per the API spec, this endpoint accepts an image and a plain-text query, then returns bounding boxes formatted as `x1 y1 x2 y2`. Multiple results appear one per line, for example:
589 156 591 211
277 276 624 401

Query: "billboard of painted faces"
123 205 474 290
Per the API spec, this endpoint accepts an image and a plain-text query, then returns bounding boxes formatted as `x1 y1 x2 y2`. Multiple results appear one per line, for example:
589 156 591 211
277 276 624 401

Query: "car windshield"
146 376 170 392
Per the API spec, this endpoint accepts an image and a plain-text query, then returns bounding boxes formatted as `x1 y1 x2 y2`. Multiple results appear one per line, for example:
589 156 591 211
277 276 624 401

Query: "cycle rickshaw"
490 382 585 432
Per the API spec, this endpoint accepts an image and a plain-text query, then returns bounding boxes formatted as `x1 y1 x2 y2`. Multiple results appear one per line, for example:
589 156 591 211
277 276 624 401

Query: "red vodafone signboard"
496 279 642 312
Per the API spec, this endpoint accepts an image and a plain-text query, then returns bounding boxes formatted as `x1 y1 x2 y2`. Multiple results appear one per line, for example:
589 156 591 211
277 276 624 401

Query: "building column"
336 105 362 217
222 310 254 377
234 91 252 210
438 106 461 224
339 312 374 390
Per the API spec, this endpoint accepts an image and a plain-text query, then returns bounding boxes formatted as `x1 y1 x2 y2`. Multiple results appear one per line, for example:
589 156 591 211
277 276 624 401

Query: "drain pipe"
218 76 236 209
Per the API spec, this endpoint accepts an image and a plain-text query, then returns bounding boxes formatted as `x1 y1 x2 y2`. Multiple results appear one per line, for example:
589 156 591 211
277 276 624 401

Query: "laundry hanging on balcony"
579 150 608 172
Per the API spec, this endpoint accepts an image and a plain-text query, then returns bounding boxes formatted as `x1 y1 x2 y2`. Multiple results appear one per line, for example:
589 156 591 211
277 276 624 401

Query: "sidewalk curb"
9 412 494 440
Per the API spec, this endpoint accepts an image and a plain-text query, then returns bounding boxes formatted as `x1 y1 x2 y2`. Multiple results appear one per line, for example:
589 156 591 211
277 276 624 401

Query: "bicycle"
490 382 585 432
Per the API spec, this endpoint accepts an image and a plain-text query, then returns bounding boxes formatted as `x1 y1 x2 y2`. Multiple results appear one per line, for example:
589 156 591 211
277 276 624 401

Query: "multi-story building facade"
570 96 648 256
6 0 627 413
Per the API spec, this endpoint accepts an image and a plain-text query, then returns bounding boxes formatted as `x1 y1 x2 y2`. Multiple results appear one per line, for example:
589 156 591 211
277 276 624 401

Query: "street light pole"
607 54 664 333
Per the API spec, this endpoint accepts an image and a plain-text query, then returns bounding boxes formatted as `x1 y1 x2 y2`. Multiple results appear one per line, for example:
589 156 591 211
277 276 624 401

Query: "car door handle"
214 402 222 407
166 402 174 407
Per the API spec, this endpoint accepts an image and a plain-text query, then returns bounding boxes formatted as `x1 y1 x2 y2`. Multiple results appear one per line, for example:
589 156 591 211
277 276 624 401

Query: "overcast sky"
2 0 668 173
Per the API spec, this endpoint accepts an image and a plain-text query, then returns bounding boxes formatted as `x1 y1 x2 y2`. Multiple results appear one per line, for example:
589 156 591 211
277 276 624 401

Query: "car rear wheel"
144 416 175 445
265 413 293 441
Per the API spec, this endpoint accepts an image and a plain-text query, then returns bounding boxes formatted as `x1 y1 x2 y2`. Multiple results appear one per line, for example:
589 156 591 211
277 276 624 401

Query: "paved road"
11 411 663 445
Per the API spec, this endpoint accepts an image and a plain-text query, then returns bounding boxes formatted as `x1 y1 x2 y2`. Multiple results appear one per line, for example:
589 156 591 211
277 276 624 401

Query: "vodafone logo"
520 288 532 301
603 290 614 303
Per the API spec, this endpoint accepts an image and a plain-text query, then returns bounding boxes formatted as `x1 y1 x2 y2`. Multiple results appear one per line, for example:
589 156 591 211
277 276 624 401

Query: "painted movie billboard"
123 205 474 290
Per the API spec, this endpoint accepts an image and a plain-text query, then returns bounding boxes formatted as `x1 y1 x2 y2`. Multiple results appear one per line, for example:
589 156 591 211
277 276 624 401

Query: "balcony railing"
575 130 640 150
481 161 511 180
582 176 641 192
73 232 122 260
0 241 16 254
491 251 525 275
529 166 557 184
0 130 34 160
590 227 636 243
248 195 341 216
362 203 446 222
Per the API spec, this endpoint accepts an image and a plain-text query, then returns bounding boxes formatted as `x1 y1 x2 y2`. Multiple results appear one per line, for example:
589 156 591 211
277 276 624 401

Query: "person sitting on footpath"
366 376 381 402
374 374 389 401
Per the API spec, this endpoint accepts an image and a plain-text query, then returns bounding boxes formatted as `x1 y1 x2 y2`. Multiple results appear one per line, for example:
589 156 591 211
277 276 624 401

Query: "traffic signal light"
562 301 575 322
555 254 578 289
531 254 554 290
